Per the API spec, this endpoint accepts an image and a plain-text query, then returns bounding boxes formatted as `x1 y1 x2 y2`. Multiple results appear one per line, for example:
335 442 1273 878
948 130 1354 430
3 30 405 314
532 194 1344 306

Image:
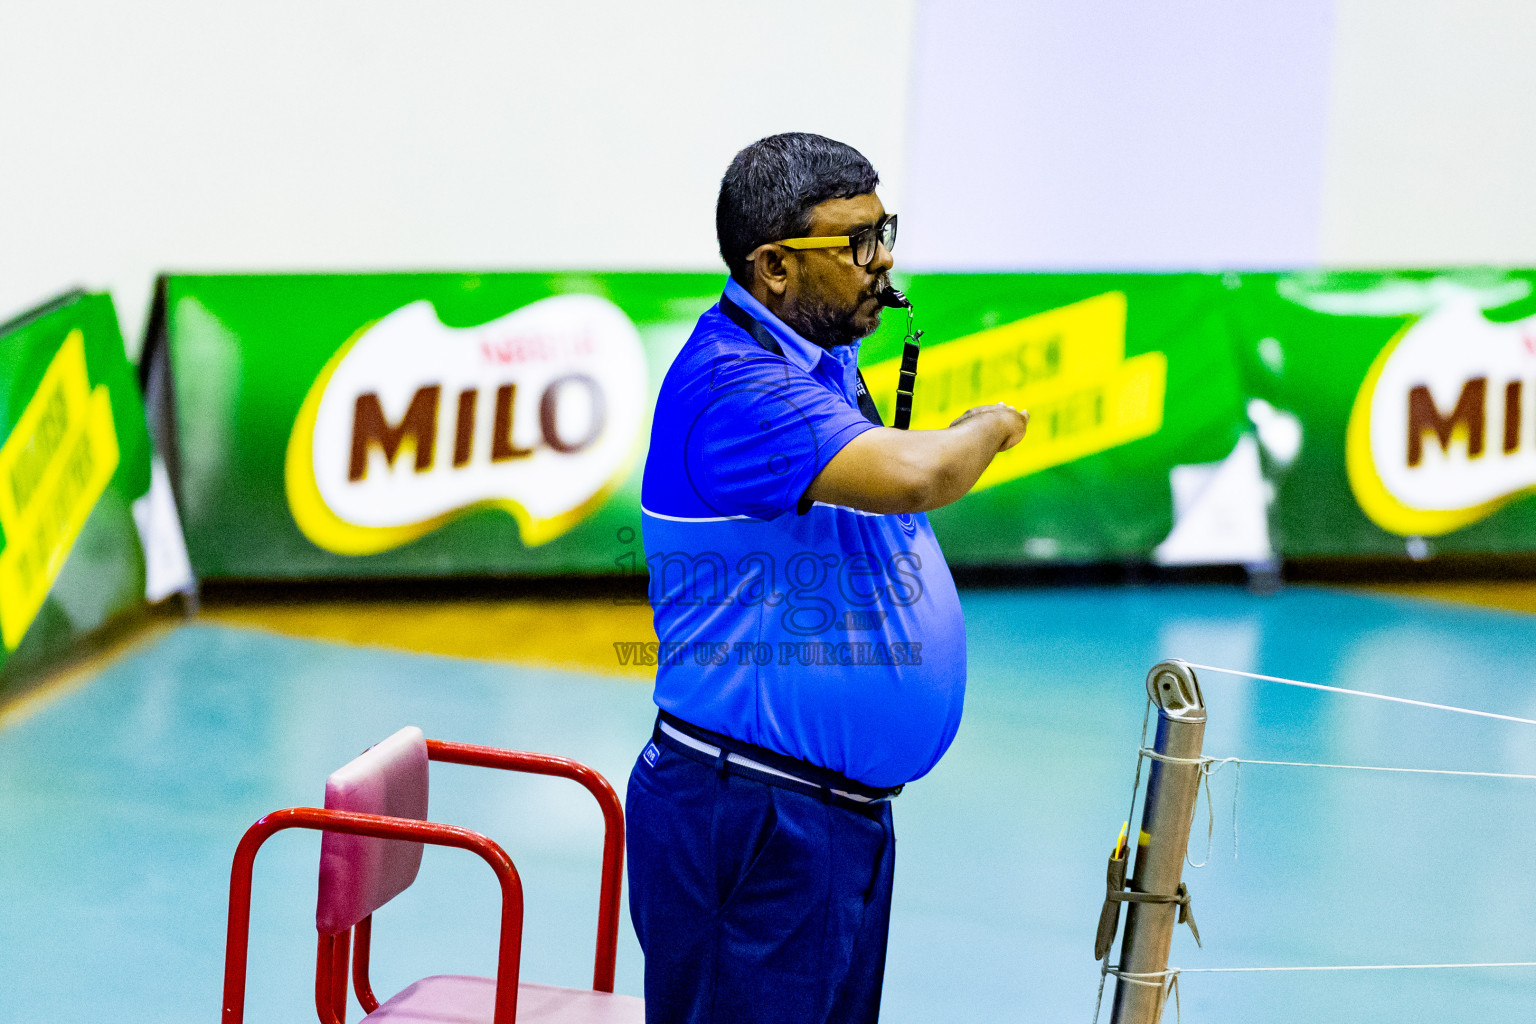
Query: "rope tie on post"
1105 962 1536 1024
1105 968 1183 1024
1138 746 1536 872
1100 882 1200 948
1139 748 1241 866
1092 659 1536 1024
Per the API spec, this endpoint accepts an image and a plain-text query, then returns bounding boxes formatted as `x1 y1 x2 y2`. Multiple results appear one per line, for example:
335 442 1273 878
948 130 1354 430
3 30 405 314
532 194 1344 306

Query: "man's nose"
869 240 895 276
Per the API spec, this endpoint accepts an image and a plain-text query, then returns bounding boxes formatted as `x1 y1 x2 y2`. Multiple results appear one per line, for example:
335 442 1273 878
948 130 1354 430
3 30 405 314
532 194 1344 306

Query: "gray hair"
716 133 880 286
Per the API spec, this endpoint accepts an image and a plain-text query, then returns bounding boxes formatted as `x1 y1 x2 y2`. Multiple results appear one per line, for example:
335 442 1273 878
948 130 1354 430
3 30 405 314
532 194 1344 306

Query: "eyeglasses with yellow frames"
767 213 898 268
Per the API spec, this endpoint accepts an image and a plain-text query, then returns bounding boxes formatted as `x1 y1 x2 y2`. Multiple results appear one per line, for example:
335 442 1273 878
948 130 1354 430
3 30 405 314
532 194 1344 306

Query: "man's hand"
803 403 1029 515
949 403 1028 448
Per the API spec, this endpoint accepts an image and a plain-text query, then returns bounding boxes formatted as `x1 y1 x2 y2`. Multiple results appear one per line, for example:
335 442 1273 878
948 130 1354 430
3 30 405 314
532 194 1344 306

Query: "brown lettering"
453 389 477 467
540 374 606 454
1505 380 1522 454
348 386 440 481
492 384 533 462
1407 377 1486 467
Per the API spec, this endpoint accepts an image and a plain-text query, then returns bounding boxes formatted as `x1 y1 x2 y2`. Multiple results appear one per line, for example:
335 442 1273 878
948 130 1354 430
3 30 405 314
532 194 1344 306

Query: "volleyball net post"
1106 659 1208 1024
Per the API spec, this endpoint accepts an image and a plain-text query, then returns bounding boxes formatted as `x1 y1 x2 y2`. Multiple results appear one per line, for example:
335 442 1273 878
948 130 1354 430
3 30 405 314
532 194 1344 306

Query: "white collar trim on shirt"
640 504 755 523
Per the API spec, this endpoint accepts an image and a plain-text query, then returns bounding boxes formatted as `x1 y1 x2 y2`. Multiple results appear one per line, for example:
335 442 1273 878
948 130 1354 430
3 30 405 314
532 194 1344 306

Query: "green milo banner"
150 269 1536 580
1232 270 1536 557
149 274 721 579
862 274 1249 564
0 292 154 685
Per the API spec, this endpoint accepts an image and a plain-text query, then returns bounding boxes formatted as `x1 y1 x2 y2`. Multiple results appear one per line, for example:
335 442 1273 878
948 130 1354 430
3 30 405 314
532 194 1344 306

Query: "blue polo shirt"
639 277 966 788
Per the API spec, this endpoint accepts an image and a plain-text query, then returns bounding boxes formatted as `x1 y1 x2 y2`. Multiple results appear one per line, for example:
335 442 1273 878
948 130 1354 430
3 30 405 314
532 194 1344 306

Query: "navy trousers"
626 733 896 1024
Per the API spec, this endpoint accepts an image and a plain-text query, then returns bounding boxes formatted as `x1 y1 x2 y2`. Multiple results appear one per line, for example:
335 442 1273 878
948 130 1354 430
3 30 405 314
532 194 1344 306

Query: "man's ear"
749 245 790 298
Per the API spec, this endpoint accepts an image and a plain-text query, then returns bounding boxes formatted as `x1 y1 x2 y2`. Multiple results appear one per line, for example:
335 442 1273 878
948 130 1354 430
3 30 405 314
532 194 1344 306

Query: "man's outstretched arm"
803 404 1029 515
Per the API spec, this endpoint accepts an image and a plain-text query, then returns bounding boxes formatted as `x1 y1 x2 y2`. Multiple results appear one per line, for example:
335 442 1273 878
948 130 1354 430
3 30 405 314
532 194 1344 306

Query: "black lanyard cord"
882 289 923 431
892 307 923 431
718 294 886 427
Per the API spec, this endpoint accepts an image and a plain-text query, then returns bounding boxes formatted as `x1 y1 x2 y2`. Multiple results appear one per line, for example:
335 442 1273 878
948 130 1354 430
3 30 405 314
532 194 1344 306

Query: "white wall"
7 0 1536 349
1320 0 1536 265
900 0 1336 270
0 1 916 350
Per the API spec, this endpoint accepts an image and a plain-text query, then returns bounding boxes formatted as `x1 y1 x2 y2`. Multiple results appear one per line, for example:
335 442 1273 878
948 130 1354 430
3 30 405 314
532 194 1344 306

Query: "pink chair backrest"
316 726 430 935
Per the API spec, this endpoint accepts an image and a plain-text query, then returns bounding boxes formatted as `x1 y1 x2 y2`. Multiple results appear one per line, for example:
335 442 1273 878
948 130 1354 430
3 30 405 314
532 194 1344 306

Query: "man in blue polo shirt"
628 133 1028 1024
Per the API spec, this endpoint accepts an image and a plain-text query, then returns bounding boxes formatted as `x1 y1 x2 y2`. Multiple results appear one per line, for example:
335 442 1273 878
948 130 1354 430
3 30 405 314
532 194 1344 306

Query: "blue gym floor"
4 585 1536 1023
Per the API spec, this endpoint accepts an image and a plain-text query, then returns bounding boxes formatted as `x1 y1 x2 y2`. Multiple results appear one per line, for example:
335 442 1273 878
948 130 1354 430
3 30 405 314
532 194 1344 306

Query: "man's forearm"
903 414 1015 511
804 408 1024 515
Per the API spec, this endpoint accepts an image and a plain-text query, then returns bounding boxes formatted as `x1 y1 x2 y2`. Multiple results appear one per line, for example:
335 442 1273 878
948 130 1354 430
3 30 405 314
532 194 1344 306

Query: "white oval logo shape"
1347 297 1536 535
286 294 647 554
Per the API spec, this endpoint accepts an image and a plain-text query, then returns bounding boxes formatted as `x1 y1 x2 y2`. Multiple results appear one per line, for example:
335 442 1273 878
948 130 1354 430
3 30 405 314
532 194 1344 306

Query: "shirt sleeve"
681 351 876 520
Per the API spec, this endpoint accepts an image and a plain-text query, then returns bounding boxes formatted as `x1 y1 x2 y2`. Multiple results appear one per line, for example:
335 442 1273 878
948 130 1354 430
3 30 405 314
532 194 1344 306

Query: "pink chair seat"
365 975 644 1024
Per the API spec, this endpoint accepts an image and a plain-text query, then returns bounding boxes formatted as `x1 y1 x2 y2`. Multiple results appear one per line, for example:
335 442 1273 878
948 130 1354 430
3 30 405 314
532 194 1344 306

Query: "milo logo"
286 295 647 554
1347 297 1536 536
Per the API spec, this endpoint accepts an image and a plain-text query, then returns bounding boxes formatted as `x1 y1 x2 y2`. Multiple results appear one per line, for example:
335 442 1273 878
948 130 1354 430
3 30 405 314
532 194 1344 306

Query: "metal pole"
1110 659 1207 1024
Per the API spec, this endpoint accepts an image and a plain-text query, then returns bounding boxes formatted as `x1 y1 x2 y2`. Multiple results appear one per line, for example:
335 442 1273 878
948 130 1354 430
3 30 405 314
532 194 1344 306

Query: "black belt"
654 711 903 804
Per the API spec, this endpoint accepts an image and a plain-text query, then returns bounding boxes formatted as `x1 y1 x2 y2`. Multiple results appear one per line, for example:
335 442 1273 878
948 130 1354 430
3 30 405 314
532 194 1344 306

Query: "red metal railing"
221 807 525 1024
424 739 625 993
351 915 379 1014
